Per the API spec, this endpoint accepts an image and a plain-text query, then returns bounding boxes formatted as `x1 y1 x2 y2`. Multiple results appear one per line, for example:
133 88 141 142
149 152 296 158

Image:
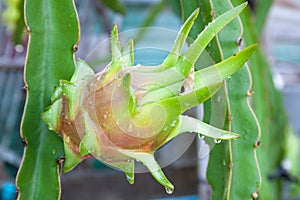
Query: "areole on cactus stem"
42 2 255 193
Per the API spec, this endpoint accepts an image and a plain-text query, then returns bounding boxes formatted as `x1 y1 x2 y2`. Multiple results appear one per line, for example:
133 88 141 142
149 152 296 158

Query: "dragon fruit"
42 3 255 193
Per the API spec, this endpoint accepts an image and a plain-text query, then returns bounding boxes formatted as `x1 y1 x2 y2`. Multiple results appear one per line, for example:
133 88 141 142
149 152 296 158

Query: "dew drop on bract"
65 136 70 143
165 187 174 194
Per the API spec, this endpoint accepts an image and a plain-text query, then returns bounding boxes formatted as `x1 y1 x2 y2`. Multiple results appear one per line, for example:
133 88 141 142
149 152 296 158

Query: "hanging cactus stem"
42 3 255 193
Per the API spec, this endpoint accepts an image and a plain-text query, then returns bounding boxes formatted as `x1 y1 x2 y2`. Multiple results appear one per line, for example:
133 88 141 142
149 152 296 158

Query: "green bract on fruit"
42 3 255 193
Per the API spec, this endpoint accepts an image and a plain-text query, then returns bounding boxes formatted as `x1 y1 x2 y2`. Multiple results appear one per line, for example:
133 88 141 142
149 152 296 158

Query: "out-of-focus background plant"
0 0 299 200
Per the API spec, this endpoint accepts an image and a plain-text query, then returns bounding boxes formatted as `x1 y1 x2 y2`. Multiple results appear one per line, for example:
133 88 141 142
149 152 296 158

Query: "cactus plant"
166 0 262 199
237 0 290 199
17 0 258 198
41 2 256 193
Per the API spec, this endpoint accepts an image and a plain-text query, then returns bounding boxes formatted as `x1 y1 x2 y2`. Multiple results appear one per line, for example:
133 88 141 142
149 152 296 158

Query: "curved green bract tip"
79 113 100 156
113 160 135 184
60 59 95 120
176 2 248 77
161 8 200 68
165 115 239 144
111 24 122 60
71 58 95 82
63 136 84 173
194 44 257 90
41 99 62 132
124 152 174 192
122 39 134 66
51 86 63 103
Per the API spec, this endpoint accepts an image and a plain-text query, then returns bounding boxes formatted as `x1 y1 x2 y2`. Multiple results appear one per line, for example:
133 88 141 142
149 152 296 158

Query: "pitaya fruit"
42 3 255 193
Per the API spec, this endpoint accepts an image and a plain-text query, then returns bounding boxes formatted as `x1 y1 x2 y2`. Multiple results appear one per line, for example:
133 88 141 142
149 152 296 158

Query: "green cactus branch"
16 0 80 199
204 1 261 199
236 0 290 198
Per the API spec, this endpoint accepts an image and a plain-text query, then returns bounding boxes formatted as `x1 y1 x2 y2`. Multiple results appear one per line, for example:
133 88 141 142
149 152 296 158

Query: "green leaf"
134 1 166 43
16 0 80 199
254 0 274 34
1 0 25 44
101 0 126 15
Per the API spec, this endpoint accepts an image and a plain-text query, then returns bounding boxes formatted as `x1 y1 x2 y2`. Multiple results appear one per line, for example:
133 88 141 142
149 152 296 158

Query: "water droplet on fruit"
103 114 107 119
165 187 174 194
66 136 70 143
163 126 168 131
127 123 133 132
184 102 190 107
170 120 177 127
214 139 221 144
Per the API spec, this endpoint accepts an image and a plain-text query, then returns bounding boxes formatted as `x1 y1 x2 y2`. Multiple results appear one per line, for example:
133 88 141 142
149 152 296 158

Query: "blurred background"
0 0 299 199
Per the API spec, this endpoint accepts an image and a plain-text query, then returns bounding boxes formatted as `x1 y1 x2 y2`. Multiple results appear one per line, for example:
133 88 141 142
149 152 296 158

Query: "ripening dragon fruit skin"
42 3 256 193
